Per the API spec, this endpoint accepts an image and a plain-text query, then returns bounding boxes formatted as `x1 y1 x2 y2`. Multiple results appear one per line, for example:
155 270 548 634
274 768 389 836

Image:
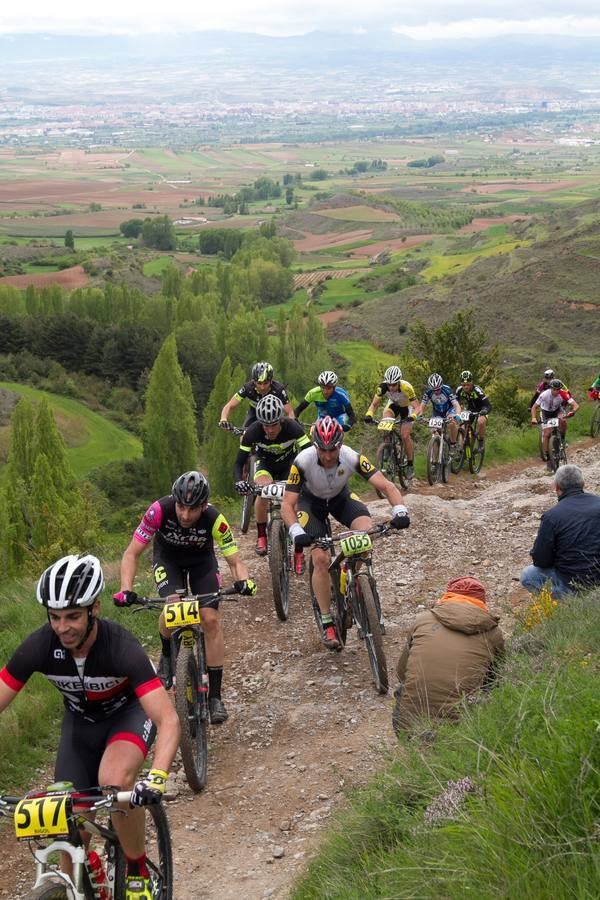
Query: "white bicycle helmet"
544 368 555 379
37 554 105 609
318 370 338 388
384 366 402 384
256 394 284 424
428 373 443 390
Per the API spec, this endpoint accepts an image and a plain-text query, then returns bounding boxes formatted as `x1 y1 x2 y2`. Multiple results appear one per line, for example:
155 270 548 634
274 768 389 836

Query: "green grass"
334 340 397 370
292 591 600 899
422 240 529 281
143 255 175 276
0 382 141 476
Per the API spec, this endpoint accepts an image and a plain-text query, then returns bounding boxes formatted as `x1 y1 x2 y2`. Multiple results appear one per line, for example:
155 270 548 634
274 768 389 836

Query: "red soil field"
1 265 89 290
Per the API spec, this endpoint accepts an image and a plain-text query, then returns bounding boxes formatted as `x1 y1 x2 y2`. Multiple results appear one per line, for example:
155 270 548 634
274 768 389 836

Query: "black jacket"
530 487 600 586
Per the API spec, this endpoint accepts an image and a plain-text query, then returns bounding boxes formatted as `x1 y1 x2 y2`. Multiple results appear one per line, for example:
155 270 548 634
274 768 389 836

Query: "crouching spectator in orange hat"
392 577 504 735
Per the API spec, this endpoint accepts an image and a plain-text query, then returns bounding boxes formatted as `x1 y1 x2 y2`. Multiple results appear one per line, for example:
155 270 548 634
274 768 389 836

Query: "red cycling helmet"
312 416 344 450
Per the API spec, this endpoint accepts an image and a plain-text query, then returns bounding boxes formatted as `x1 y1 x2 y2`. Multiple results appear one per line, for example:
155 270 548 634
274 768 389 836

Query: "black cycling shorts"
540 407 566 424
254 455 293 481
383 403 413 421
55 703 156 790
153 549 221 606
297 487 369 540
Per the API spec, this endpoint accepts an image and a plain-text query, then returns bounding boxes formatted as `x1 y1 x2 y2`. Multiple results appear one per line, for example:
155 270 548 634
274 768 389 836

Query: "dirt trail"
1 445 599 899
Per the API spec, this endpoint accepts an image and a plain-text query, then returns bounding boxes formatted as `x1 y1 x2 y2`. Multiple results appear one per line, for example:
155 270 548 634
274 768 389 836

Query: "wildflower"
424 776 475 825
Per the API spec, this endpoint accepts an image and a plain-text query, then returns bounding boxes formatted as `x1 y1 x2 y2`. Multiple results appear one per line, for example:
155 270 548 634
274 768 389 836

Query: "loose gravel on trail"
1 444 598 899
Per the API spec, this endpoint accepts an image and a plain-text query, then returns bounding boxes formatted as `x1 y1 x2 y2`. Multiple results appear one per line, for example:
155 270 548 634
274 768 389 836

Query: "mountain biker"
588 372 600 400
281 416 410 650
529 368 568 411
455 370 492 446
294 370 357 431
233 395 310 560
420 373 462 451
531 379 579 470
114 471 256 725
364 365 420 479
0 554 180 900
219 361 294 429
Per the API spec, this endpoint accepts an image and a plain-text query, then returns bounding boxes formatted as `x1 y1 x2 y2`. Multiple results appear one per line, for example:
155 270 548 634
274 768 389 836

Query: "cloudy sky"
1 1 600 39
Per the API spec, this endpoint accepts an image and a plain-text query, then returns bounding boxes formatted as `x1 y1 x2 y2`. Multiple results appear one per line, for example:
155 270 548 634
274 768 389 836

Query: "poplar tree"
142 333 199 494
202 357 245 497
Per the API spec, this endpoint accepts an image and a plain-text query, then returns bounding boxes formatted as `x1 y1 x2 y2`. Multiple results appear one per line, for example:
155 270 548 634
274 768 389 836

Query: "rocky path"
1 444 598 899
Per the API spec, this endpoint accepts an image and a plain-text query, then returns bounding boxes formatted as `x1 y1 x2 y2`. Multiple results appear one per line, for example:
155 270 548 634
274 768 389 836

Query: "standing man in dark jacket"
520 464 600 598
392 577 504 735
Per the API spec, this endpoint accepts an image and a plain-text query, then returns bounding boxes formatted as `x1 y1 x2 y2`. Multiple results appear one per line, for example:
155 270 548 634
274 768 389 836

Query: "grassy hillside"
0 382 141 476
292 590 600 899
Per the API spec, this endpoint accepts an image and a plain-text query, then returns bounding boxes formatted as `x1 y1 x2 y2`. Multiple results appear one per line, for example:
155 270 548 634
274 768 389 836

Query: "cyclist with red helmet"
281 417 409 649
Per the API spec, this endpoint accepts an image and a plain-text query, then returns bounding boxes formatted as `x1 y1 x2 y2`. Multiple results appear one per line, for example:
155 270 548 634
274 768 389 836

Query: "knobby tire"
240 455 256 534
394 435 409 490
354 573 388 694
375 442 392 498
175 642 208 793
426 434 441 485
549 432 561 473
469 433 484 474
24 885 69 900
269 518 290 621
451 426 466 474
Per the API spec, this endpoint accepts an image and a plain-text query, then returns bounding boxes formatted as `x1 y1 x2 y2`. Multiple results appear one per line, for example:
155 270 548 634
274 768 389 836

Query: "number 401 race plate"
14 795 70 839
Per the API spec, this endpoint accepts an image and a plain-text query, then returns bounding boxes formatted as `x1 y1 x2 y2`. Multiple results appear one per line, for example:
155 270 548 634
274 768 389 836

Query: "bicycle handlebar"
219 421 244 436
311 522 392 550
131 586 243 612
0 788 133 813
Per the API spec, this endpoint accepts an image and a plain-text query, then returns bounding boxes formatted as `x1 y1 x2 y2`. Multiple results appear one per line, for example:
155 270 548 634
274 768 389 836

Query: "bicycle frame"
426 416 450 485
249 481 292 620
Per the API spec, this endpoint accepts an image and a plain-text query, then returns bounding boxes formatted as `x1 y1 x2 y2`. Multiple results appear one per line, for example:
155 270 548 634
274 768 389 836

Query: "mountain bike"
219 422 256 533
591 400 600 438
368 417 410 491
243 481 293 621
451 410 485 475
131 587 241 793
426 416 451 485
0 784 172 899
308 524 395 695
540 417 568 472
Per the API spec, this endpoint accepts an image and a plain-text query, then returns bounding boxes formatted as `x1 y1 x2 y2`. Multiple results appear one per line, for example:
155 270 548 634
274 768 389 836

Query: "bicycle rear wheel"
240 455 256 534
468 432 485 474
269 518 290 621
591 405 600 438
549 432 561 473
353 573 388 694
375 441 392 498
394 436 409 490
450 426 466 474
175 641 208 793
308 557 347 647
426 435 441 485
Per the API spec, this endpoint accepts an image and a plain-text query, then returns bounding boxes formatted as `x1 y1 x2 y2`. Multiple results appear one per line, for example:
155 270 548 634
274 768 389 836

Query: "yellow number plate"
164 600 201 629
377 419 394 432
14 795 70 839
340 532 373 557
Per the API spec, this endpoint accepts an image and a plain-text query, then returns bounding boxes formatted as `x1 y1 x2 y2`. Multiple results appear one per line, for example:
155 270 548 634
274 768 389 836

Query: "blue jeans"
520 565 572 599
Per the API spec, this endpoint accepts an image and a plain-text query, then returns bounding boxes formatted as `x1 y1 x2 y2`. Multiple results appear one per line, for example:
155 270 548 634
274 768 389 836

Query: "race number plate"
428 417 444 429
261 482 286 501
460 410 471 422
164 600 201 629
543 418 559 428
340 532 373 557
14 795 70 839
377 419 395 432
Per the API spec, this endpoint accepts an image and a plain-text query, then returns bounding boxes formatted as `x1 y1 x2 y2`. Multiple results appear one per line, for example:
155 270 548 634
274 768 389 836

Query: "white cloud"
393 15 600 40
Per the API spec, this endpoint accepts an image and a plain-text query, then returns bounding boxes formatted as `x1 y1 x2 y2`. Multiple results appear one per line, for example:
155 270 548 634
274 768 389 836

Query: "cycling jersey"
134 498 238 560
286 445 377 501
0 619 161 723
375 380 416 409
535 388 574 414
590 374 600 390
529 379 568 409
234 380 289 410
294 387 356 425
421 385 459 417
455 385 492 415
233 418 309 481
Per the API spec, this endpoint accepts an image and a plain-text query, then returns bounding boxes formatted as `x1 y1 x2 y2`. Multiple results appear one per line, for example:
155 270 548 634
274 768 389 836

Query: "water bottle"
87 850 109 900
339 562 348 595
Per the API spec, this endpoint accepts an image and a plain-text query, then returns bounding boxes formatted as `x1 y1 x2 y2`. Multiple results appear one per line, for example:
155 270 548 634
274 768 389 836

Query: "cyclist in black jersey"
234 395 310 556
219 361 294 429
114 471 256 725
0 554 180 900
455 371 492 445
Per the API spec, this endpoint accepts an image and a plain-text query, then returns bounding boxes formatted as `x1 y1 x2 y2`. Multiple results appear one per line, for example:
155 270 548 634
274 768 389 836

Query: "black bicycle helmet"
37 554 105 610
251 361 274 383
549 379 562 390
172 470 210 507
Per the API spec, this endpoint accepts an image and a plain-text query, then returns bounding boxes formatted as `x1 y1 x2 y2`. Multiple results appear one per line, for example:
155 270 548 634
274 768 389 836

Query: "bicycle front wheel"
549 433 561 473
353 574 388 694
240 455 256 533
175 642 208 793
24 885 69 900
269 518 290 621
591 405 600 438
426 435 441 485
441 439 451 483
469 432 484 474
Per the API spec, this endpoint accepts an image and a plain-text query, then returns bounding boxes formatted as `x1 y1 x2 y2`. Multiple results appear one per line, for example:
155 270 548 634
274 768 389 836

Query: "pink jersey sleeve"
133 501 163 545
